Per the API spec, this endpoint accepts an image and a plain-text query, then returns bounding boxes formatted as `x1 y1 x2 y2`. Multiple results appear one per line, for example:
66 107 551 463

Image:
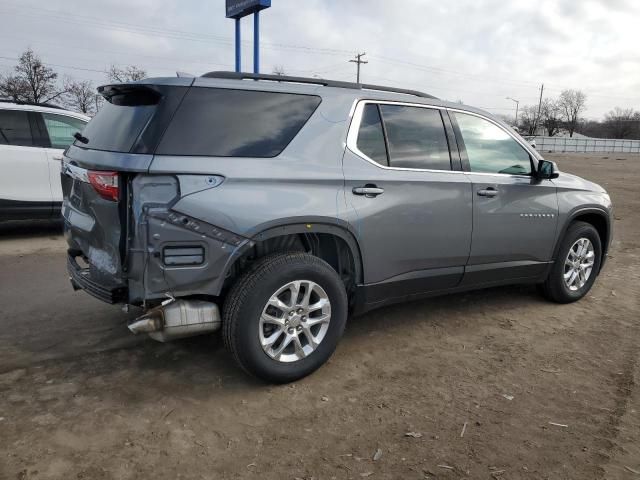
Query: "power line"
3 2 638 103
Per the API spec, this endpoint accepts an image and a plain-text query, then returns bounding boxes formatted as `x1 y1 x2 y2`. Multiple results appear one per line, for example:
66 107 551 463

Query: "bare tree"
603 107 640 139
540 99 562 137
558 89 586 137
107 65 147 83
64 79 98 115
0 48 65 103
272 65 286 76
518 105 539 135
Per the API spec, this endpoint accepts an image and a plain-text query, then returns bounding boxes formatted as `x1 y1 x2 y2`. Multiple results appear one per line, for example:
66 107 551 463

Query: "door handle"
477 188 498 197
52 155 63 162
352 185 384 197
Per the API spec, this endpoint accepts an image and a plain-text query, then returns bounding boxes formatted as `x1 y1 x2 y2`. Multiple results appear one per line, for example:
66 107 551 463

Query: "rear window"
42 113 87 149
156 88 321 157
77 88 159 153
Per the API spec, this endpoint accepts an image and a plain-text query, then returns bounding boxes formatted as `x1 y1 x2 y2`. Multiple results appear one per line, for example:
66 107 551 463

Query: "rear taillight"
87 170 119 201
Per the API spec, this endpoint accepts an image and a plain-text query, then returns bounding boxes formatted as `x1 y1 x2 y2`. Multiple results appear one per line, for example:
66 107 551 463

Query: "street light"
506 97 519 126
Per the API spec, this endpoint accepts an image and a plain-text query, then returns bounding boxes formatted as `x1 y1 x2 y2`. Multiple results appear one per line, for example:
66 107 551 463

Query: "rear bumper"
67 251 127 304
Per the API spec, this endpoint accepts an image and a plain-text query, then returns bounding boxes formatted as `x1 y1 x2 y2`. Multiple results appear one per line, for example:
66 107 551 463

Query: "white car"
0 101 89 220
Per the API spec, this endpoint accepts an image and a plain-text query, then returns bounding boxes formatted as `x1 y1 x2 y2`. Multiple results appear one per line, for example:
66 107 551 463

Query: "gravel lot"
1 153 638 479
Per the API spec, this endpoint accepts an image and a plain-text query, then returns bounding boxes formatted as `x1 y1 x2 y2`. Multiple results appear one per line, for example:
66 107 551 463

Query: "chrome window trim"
345 100 460 174
447 107 540 171
345 99 539 178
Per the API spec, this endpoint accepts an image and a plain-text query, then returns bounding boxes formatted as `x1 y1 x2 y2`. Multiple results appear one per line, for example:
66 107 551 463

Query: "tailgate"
61 161 127 295
60 82 190 303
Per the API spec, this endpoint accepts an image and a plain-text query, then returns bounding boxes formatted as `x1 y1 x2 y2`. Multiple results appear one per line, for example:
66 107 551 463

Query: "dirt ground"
0 153 638 480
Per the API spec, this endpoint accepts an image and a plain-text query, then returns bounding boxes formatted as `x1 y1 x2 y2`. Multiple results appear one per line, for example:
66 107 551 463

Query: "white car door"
0 109 52 213
40 112 88 202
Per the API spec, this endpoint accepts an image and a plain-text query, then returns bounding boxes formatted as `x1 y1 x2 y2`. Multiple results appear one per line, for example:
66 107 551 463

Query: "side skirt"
352 260 552 315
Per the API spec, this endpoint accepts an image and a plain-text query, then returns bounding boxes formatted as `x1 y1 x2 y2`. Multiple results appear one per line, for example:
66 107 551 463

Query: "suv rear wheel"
539 221 602 303
223 252 348 383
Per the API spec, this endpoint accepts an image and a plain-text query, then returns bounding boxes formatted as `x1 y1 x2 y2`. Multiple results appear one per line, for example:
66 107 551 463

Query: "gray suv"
62 72 613 382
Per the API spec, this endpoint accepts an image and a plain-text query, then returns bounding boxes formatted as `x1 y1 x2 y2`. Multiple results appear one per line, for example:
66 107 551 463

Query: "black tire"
539 221 602 303
223 252 348 383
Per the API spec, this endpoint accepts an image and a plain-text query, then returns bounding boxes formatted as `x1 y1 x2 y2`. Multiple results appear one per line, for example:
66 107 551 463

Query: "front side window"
0 110 34 147
455 112 531 175
356 104 388 165
42 113 87 149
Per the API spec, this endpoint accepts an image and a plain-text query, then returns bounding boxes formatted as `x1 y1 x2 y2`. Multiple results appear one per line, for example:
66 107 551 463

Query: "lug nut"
297 308 303 314
301 316 306 321
289 311 294 316
296 325 302 331
288 328 294 334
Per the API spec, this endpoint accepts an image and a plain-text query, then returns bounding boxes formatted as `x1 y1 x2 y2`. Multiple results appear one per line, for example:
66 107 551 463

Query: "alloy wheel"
259 280 332 362
564 237 595 291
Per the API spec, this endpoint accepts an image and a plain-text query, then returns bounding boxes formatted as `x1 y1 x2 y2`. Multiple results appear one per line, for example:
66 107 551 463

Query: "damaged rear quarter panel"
127 174 249 304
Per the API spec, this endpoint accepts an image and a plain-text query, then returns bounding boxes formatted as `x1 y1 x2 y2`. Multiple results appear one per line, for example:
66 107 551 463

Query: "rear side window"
42 113 87 149
156 88 321 157
379 105 451 170
0 110 34 147
356 104 388 166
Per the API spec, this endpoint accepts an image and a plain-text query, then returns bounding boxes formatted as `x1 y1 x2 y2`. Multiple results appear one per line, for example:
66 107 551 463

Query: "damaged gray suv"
62 72 613 382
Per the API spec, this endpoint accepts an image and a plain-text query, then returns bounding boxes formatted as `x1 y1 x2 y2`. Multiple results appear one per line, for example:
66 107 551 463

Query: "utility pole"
534 83 544 134
349 52 368 83
506 97 520 126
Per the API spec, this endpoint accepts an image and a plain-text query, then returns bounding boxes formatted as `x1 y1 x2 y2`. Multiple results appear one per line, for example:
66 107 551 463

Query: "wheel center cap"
289 316 301 328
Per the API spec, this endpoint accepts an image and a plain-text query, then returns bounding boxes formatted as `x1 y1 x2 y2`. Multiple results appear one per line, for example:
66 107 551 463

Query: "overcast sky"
0 0 638 119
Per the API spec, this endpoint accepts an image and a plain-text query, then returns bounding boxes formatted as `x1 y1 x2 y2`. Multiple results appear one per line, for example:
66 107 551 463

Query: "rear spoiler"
97 84 162 105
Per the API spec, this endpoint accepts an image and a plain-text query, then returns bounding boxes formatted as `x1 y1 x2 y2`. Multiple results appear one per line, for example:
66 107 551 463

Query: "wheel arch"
218 221 364 300
554 207 611 270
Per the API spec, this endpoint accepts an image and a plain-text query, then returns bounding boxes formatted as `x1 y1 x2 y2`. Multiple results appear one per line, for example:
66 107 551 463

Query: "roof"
0 100 91 121
100 72 509 128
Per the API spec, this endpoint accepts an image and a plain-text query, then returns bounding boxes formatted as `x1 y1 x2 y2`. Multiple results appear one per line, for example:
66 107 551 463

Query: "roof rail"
201 71 437 99
0 98 64 109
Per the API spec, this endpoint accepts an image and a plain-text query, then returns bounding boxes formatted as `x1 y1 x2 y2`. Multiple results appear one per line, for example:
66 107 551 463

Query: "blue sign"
226 0 271 19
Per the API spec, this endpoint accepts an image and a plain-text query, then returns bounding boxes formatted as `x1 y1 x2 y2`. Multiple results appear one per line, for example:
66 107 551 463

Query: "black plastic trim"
552 207 611 270
67 253 127 304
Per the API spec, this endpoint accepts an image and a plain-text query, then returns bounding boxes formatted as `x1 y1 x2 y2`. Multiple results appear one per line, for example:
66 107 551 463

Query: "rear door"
0 109 53 218
343 101 473 305
451 110 558 285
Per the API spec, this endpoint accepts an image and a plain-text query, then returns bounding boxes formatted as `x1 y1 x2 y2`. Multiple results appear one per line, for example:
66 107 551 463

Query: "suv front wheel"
539 221 602 303
223 252 348 383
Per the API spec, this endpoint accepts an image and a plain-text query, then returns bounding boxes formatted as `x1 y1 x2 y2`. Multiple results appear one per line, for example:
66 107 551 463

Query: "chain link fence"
526 136 640 154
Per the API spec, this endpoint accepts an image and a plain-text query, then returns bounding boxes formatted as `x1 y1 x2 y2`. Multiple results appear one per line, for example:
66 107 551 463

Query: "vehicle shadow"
0 219 63 238
61 283 543 391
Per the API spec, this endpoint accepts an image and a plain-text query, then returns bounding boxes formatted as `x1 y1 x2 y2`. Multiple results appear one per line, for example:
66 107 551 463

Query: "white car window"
0 110 35 146
42 113 87 149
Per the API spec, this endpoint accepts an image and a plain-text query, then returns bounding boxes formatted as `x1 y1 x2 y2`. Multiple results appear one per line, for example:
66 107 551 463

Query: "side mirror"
537 159 559 180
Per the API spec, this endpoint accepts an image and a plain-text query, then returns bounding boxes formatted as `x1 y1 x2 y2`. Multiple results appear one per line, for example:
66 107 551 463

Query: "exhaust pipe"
128 299 221 342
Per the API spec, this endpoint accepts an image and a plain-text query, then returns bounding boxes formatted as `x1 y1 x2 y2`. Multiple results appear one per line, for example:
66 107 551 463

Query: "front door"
342 102 473 305
451 111 558 285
